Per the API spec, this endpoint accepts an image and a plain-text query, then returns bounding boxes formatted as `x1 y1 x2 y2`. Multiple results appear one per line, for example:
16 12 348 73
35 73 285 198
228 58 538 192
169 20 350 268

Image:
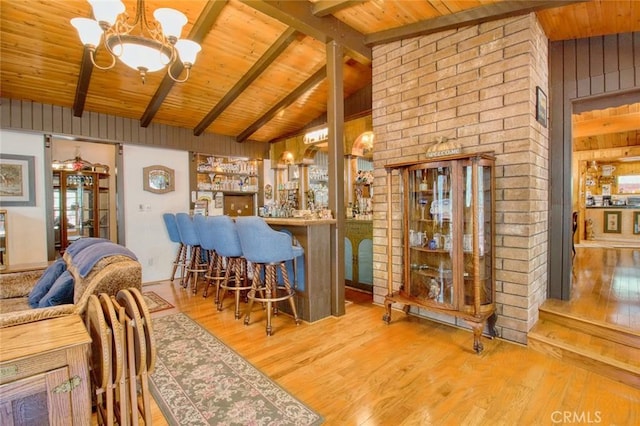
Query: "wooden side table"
0 315 92 425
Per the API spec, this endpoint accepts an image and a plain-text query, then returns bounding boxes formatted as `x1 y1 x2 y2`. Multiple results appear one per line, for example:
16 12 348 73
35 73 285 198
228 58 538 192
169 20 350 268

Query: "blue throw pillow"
28 258 67 308
37 270 75 308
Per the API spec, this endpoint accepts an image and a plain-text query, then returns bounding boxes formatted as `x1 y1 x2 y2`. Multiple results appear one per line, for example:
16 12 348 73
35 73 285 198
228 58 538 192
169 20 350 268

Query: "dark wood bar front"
264 218 335 322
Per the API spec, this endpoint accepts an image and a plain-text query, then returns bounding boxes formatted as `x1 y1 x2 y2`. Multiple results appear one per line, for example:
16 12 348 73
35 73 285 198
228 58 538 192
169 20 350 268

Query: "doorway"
571 102 640 250
48 139 118 259
567 100 640 327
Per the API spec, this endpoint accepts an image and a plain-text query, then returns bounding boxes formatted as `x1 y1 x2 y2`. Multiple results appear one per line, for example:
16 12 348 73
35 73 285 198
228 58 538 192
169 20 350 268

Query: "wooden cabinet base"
382 293 498 354
0 315 91 425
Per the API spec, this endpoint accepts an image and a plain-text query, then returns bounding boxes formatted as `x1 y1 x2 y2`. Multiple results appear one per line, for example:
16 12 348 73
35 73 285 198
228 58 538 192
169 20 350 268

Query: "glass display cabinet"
383 152 496 353
53 170 110 253
0 210 6 269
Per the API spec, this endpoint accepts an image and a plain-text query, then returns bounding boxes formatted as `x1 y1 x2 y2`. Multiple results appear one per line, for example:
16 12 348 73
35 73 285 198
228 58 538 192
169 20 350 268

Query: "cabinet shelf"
193 153 259 216
384 151 496 354
412 268 453 279
410 246 450 254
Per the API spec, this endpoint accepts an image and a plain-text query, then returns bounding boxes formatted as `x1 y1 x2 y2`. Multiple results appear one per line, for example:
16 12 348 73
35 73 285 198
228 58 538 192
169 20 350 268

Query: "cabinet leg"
473 323 485 354
487 313 499 338
382 299 392 324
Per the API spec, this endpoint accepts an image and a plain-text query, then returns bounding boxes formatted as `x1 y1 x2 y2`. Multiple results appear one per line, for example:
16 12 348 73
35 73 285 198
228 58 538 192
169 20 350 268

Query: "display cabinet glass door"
0 210 6 269
53 171 109 253
462 162 493 311
98 174 109 239
406 163 456 307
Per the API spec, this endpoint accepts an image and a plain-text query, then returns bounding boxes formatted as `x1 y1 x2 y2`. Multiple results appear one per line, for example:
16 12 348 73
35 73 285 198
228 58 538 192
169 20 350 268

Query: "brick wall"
371 14 549 344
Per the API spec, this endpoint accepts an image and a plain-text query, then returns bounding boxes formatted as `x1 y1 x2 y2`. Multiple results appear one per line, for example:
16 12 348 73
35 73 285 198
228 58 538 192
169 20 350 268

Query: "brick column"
371 13 549 344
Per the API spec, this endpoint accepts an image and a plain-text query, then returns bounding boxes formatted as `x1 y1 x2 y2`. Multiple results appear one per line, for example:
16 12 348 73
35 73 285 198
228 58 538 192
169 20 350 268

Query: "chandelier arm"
87 47 117 71
160 45 178 67
138 0 163 43
167 65 190 83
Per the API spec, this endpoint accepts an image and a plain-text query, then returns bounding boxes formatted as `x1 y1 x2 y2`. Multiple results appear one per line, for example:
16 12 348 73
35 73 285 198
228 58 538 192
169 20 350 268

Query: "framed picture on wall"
0 154 35 206
143 165 175 194
536 86 548 128
603 211 621 233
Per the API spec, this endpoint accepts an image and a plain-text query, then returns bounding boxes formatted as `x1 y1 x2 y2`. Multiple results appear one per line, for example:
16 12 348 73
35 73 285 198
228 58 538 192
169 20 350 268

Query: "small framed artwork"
634 212 640 235
603 211 621 233
536 86 548 128
0 154 36 206
143 165 174 194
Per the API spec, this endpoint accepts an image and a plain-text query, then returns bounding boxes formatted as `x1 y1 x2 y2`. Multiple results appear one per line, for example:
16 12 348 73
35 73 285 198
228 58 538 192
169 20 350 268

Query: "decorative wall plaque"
143 165 175 194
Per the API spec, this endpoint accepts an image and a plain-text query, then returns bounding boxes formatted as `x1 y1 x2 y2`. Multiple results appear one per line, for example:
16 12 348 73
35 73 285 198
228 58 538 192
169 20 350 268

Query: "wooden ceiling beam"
140 0 228 128
312 0 367 17
364 0 587 46
194 27 301 136
241 0 371 64
72 48 94 118
236 67 327 142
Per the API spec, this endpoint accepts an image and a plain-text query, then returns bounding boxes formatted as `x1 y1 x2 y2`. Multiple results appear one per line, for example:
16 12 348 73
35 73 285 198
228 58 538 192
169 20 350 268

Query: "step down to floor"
528 309 640 389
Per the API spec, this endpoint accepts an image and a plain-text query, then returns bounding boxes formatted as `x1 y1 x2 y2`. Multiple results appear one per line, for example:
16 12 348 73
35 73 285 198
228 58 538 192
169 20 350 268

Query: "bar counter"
263 217 335 322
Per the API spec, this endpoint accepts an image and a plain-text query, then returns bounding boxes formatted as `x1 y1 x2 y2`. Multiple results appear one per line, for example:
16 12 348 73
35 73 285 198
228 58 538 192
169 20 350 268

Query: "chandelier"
71 0 201 83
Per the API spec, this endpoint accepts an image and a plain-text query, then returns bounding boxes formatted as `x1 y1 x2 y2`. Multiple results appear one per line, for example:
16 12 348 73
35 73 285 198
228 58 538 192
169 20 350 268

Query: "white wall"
122 145 190 283
0 130 48 264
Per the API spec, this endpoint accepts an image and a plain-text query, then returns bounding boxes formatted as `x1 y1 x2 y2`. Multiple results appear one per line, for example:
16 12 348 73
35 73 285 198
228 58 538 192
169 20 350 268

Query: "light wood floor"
136 274 640 426
544 247 640 331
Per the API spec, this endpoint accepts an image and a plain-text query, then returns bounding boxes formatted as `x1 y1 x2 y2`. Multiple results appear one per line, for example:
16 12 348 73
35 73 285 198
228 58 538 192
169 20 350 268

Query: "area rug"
150 313 323 425
142 291 174 313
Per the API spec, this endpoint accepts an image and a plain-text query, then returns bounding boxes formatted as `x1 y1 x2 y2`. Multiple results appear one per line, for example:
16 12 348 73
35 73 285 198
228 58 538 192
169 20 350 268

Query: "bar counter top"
263 217 337 226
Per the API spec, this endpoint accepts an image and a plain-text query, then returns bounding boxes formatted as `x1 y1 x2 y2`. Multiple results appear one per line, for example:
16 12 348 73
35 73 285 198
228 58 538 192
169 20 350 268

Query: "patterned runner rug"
142 290 174 313
150 313 323 425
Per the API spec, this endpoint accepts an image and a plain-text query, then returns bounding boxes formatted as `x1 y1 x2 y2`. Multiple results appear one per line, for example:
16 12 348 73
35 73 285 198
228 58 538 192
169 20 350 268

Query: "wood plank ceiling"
0 0 638 144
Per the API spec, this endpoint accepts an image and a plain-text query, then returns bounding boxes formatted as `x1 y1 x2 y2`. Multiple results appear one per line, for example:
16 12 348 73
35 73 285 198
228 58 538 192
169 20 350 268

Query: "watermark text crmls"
551 411 602 424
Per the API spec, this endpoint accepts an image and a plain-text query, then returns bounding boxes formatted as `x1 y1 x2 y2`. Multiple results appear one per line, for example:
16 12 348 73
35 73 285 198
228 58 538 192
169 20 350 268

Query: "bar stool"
162 213 186 284
198 215 251 318
175 213 207 294
235 216 302 335
193 214 222 299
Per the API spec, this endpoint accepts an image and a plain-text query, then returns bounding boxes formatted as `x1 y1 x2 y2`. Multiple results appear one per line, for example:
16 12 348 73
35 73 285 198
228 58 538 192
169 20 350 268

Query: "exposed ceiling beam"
72 48 94 117
241 0 371 64
140 0 227 128
194 27 301 136
236 66 327 142
312 0 366 17
364 0 587 46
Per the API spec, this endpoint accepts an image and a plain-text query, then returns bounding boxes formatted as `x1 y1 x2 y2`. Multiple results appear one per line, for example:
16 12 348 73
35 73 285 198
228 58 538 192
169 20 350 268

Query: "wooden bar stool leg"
233 259 244 319
217 257 234 312
170 244 185 283
280 262 300 324
202 250 216 298
244 264 261 325
265 265 276 335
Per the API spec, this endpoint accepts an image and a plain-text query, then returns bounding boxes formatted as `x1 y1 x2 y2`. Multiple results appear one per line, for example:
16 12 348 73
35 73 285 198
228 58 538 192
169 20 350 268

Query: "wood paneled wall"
1 84 372 157
0 98 269 159
548 32 640 300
